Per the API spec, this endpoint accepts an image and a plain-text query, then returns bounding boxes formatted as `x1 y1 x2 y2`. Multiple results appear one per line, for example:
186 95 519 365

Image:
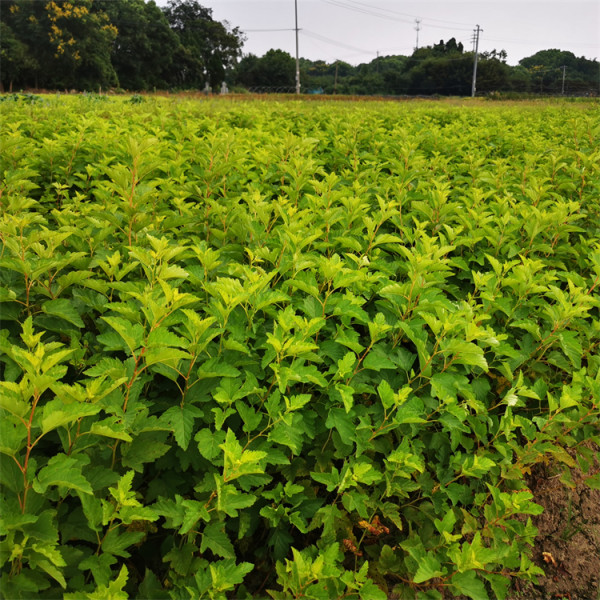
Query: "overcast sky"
181 0 600 66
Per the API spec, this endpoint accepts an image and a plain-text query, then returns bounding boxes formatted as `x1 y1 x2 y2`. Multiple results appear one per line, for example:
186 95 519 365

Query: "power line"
302 29 372 55
320 0 414 25
320 0 473 32
245 28 296 32
330 0 473 28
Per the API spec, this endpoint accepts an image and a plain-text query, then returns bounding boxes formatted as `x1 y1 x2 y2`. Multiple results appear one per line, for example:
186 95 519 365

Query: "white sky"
185 0 600 66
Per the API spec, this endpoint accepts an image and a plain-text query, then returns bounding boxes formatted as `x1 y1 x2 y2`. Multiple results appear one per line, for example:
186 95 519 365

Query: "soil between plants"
510 444 600 600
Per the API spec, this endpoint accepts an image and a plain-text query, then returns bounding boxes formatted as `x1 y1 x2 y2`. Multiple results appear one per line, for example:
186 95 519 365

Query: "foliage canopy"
0 96 599 599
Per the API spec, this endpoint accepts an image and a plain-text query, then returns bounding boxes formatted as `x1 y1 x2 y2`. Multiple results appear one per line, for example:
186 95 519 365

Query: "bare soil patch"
511 445 600 600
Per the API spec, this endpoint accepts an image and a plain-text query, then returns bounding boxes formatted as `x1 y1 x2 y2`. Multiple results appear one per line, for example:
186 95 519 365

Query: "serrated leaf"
216 476 257 517
378 380 394 410
41 400 101 435
363 344 396 371
447 341 488 371
33 454 92 495
413 554 444 583
196 428 226 460
209 559 254 590
28 556 67 589
336 351 356 379
78 553 117 588
42 299 84 328
101 528 144 558
451 570 489 600
201 522 235 559
461 455 496 478
121 432 170 472
162 404 203 450
325 408 355 442
197 357 241 379
335 383 355 413
146 327 187 349
144 347 190 368
90 419 133 442
179 499 211 534
100 316 144 356
268 420 304 454
220 429 267 481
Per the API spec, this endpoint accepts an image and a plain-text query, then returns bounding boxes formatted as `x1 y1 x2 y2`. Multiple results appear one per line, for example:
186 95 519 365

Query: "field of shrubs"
1 94 599 599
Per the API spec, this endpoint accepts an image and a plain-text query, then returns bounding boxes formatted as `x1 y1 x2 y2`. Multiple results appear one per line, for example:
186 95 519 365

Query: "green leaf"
484 573 510 600
90 419 133 442
461 455 496 478
378 380 394 410
101 528 144 558
42 299 84 328
201 522 235 559
336 351 356 379
413 554 444 583
558 331 582 370
268 419 304 454
363 344 396 371
220 429 267 481
197 357 241 379
285 393 312 412
216 476 257 517
359 579 387 600
144 347 190 368
121 432 170 472
41 400 101 435
325 408 355 443
179 499 211 534
28 555 67 589
451 571 489 600
79 553 117 587
196 428 226 460
209 559 253 591
446 341 488 371
162 404 203 450
335 383 355 413
310 467 341 492
100 316 144 356
33 454 92 495
66 564 129 599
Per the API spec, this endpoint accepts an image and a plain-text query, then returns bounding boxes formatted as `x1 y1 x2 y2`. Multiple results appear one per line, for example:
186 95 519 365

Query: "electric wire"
320 0 473 32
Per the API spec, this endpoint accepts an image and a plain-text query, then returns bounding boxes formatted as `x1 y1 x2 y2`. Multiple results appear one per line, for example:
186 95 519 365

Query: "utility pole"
295 0 300 94
415 19 421 51
561 65 566 95
471 24 482 97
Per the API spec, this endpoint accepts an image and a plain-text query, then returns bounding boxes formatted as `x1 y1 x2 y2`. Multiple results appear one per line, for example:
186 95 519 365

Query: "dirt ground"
510 444 600 600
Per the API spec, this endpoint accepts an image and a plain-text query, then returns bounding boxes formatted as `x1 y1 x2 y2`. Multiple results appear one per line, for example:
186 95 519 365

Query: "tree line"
1 0 598 96
1 0 243 92
240 44 599 97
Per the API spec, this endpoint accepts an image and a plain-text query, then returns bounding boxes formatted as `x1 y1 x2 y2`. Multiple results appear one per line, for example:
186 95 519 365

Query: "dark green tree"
1 0 117 90
163 0 244 88
0 21 37 91
234 49 295 89
99 0 180 90
520 49 599 94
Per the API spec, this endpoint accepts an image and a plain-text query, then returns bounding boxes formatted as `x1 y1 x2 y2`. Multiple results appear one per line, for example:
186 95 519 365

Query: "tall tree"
0 20 37 91
1 0 117 90
163 0 244 88
235 49 295 89
99 0 180 90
